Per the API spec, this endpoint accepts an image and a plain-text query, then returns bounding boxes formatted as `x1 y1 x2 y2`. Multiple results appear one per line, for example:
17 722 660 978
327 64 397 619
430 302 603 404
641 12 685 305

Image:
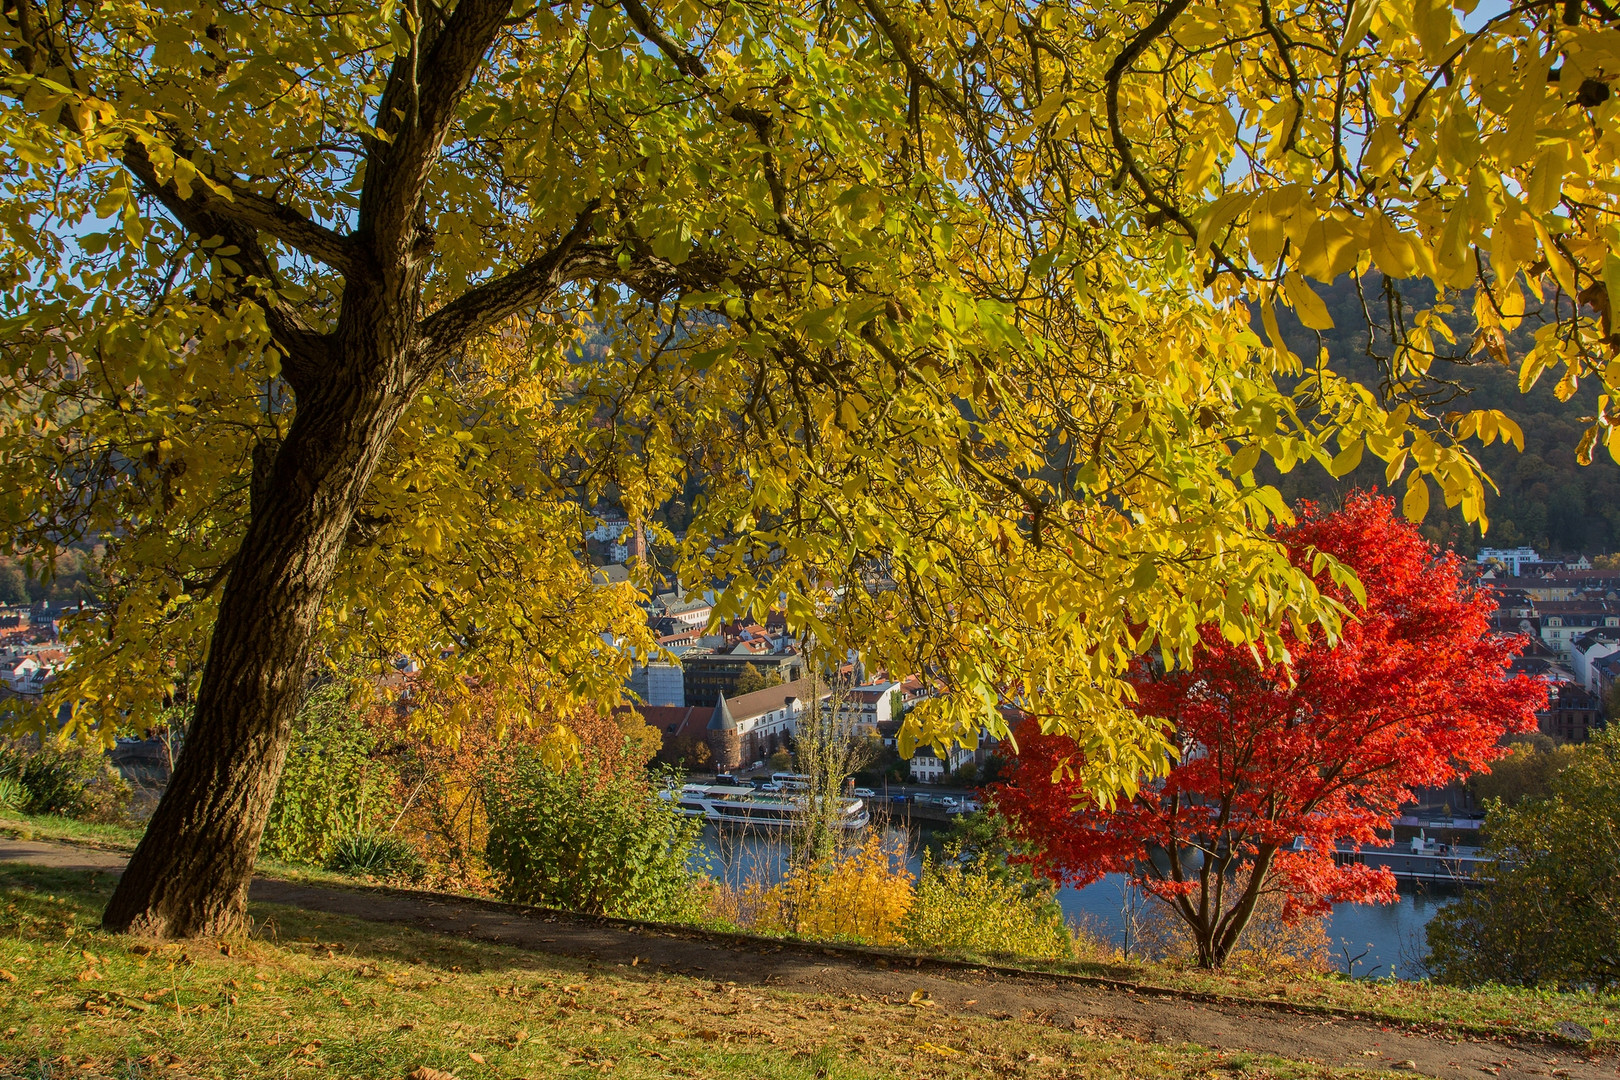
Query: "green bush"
260 674 396 866
328 831 425 880
1426 726 1620 991
901 850 1075 961
0 740 131 820
484 754 702 921
0 774 26 812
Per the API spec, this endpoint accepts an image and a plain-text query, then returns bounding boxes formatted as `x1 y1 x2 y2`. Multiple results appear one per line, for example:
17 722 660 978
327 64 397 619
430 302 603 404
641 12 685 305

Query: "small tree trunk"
102 365 413 937
1203 845 1278 968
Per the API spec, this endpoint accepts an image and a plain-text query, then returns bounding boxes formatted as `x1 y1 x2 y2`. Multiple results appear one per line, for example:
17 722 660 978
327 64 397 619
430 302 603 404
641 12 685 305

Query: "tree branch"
416 201 600 359
359 0 516 261
1104 0 1244 276
120 140 334 391
617 0 799 239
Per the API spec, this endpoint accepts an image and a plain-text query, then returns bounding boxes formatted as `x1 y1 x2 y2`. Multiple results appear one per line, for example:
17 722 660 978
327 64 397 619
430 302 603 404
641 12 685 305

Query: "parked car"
852 787 876 798
759 782 782 792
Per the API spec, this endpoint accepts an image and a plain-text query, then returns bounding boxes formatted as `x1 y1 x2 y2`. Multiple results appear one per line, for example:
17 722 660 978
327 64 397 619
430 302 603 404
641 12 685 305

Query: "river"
695 825 1453 979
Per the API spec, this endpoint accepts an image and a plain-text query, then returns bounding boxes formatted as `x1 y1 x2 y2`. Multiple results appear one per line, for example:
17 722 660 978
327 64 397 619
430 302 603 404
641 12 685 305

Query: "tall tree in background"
4 0 1620 937
1427 726 1620 991
996 493 1543 968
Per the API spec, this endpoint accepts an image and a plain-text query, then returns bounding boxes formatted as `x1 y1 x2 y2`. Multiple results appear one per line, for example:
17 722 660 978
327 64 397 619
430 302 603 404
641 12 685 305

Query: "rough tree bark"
101 366 419 935
96 0 599 936
9 0 733 936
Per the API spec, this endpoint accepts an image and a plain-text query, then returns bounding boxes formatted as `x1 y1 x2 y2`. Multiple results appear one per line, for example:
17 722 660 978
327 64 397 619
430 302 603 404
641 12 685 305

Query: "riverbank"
3 824 1619 1061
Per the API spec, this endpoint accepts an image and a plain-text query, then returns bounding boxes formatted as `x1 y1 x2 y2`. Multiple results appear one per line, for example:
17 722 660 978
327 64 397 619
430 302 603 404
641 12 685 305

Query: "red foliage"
994 492 1543 961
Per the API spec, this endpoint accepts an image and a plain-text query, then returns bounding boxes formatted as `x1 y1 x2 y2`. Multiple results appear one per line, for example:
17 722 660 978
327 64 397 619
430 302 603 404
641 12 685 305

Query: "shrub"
260 674 396 866
0 774 25 812
328 831 425 880
0 739 131 820
1427 726 1620 991
755 834 915 945
484 754 702 921
902 851 1074 961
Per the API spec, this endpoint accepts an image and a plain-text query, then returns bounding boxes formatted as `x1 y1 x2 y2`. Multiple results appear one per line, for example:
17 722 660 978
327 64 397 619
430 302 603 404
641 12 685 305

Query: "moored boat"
663 783 870 830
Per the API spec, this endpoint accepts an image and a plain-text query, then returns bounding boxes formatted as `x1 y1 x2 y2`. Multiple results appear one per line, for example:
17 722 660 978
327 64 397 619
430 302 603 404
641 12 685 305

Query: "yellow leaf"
1283 273 1333 329
1576 424 1599 465
1493 412 1524 451
1367 211 1417 279
1361 124 1403 176
1329 439 1364 478
1402 475 1430 522
1296 213 1359 283
1230 442 1262 477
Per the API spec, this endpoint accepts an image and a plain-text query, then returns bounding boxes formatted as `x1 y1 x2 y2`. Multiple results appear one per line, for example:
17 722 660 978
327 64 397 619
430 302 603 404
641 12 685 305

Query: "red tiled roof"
619 704 709 747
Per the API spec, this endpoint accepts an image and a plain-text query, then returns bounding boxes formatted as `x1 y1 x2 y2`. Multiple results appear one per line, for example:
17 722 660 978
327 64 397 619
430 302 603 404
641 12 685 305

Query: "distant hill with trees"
1267 277 1618 557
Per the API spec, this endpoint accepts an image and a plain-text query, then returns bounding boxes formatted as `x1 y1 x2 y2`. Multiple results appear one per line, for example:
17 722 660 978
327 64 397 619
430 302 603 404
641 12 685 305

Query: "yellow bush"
755 834 915 945
901 853 1076 961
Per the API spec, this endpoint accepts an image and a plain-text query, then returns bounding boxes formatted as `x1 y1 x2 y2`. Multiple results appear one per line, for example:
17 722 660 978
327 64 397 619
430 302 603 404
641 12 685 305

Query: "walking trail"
2 839 1614 1080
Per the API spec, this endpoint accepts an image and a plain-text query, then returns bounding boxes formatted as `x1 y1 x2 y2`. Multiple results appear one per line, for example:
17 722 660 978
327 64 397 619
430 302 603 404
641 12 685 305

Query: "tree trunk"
102 360 415 937
1198 845 1278 969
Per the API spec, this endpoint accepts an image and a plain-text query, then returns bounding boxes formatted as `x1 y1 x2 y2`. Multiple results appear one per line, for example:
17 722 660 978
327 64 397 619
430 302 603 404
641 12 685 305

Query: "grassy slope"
0 863 1352 1080
2 808 1616 1055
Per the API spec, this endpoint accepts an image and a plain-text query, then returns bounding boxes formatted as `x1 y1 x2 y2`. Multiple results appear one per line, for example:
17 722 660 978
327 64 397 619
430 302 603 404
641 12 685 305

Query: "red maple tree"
994 492 1544 967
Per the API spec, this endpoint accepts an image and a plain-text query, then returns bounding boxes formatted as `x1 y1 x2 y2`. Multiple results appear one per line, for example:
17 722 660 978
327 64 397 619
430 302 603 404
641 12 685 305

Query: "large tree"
2 0 1619 936
995 493 1544 968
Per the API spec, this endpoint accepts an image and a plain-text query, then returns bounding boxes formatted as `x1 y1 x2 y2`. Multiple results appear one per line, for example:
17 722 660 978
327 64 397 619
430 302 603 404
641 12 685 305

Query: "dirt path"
3 839 1614 1080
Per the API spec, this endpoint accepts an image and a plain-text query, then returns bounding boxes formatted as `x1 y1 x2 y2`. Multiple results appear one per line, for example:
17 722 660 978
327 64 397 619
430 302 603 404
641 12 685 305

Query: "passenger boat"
664 784 870 830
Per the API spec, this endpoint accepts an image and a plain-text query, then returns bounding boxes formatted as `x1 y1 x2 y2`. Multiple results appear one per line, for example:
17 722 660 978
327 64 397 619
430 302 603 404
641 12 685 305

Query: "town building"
1593 654 1620 709
1518 569 1620 602
1477 547 1541 576
1569 628 1620 692
625 660 686 707
706 694 743 771
822 681 902 735
651 588 713 628
681 649 804 707
633 677 826 770
1534 599 1620 657
1538 681 1604 743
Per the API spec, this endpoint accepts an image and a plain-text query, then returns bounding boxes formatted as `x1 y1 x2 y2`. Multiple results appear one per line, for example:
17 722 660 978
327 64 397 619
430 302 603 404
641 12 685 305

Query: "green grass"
0 808 417 891
2 806 1615 1052
0 865 1363 1080
0 808 145 849
1042 956 1620 1047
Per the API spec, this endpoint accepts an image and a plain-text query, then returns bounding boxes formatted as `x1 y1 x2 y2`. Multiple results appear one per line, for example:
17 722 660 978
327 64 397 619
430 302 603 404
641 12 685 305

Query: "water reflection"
1053 873 1454 980
695 824 1454 980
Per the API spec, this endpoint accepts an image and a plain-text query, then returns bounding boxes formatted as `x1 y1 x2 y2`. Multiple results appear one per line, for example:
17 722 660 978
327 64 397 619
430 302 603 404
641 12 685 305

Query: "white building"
907 742 977 784
653 589 713 628
1570 629 1620 691
720 679 828 764
823 681 901 735
1477 547 1541 576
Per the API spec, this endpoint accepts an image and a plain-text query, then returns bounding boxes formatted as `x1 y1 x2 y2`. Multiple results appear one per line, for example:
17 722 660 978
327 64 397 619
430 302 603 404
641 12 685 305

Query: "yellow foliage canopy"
3 0 1618 802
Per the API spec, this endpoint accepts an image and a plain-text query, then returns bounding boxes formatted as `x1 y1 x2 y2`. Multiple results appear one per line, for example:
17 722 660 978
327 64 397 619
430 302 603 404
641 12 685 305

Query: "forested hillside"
1267 277 1618 556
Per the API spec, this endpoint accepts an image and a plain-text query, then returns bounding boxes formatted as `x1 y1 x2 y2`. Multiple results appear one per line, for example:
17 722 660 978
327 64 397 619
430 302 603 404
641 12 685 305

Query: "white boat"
664 784 870 831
